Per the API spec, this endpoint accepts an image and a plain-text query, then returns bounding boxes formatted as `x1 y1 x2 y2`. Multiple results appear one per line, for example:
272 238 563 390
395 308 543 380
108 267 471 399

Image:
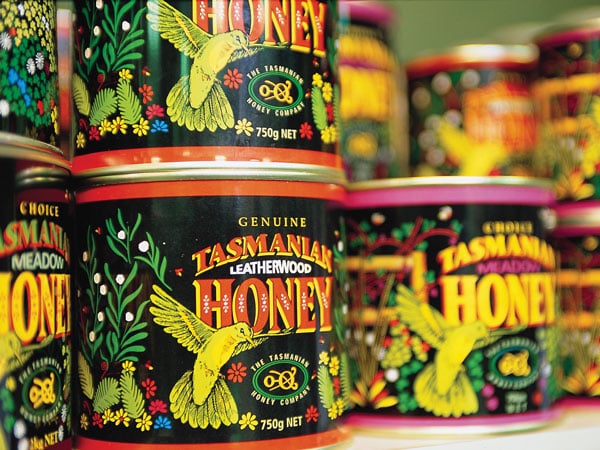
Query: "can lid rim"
347 176 554 192
534 14 600 45
74 160 348 186
0 132 69 170
406 43 539 77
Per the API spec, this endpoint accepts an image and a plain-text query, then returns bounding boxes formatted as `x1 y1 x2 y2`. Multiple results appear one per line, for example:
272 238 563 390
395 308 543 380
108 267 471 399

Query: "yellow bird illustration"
394 285 515 418
437 120 507 176
146 0 257 132
149 284 270 429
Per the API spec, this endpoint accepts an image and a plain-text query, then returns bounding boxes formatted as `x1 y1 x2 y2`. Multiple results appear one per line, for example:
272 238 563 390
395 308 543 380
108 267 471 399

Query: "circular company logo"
486 337 540 390
248 72 304 111
20 362 62 424
252 359 310 401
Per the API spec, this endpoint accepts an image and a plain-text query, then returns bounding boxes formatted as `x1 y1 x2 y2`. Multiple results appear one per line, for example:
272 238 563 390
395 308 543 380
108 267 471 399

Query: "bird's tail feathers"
170 370 239 429
414 363 479 418
167 76 234 132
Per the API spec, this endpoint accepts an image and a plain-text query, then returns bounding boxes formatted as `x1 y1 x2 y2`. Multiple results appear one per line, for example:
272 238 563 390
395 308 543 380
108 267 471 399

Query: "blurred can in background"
552 202 600 401
343 176 561 434
0 0 60 146
338 0 407 181
533 12 600 202
407 44 538 177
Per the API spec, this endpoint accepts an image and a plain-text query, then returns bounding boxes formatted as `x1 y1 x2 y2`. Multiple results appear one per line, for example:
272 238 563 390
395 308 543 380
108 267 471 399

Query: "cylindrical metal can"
72 163 351 449
552 201 600 402
407 44 538 177
338 0 407 181
0 133 72 449
0 1 60 146
342 177 561 435
532 13 600 202
72 0 341 174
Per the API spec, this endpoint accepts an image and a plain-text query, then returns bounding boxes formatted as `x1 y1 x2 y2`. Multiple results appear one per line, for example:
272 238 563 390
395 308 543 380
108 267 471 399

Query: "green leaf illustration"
93 377 120 413
120 371 145 419
317 364 334 409
117 78 142 125
333 84 341 131
312 87 328 130
77 352 95 400
89 88 117 126
72 73 91 116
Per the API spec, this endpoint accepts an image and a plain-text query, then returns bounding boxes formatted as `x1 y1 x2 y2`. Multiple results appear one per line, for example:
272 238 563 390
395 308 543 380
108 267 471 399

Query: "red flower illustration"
141 378 157 399
148 399 168 415
299 122 313 139
138 84 154 104
37 100 44 115
145 104 165 119
326 103 334 122
332 377 341 396
227 361 247 383
305 405 319 423
223 68 243 89
88 126 100 141
92 412 103 428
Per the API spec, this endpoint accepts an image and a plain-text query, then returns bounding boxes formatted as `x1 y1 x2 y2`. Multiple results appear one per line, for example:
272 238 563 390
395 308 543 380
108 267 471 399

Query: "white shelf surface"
346 402 600 450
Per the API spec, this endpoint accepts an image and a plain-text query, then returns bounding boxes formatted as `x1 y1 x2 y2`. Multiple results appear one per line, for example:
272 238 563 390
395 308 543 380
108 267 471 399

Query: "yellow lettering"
440 273 557 328
440 274 478 326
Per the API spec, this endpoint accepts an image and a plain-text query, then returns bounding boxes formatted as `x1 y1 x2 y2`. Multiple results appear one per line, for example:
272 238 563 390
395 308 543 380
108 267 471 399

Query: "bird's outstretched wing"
394 284 449 349
149 284 215 354
146 0 211 59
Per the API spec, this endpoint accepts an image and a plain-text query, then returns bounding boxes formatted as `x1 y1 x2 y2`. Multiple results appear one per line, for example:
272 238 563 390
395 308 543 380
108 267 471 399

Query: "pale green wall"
388 0 600 62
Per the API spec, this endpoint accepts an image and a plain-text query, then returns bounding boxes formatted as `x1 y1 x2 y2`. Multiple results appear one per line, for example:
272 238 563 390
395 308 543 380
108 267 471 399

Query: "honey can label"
72 0 340 171
73 182 350 447
0 0 60 146
344 198 560 418
0 163 71 449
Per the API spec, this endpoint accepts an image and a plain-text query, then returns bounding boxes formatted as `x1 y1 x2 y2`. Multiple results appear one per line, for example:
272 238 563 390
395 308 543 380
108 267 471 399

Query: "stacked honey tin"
533 11 600 403
341 5 567 438
0 2 73 450
69 1 352 449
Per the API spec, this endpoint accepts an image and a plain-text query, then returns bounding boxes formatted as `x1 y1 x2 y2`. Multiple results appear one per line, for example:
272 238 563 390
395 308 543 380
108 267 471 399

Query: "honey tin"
407 44 538 178
343 176 561 435
72 163 351 449
552 202 600 400
533 13 600 202
338 0 406 181
0 133 72 449
0 1 60 146
72 0 341 174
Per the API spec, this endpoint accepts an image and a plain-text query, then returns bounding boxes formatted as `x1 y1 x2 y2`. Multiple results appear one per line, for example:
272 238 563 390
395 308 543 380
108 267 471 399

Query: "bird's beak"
246 336 256 347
